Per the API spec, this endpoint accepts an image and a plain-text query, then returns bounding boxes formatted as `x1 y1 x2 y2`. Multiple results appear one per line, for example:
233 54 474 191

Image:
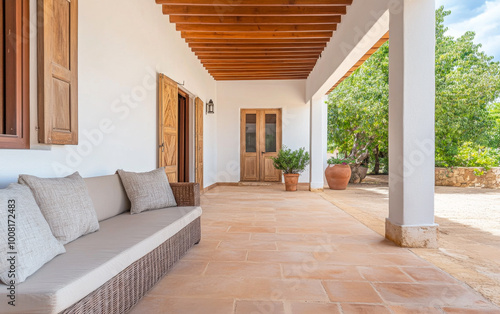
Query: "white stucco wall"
215 80 310 183
0 0 217 188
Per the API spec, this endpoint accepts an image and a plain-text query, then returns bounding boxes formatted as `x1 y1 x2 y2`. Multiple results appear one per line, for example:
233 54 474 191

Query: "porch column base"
310 182 324 192
385 219 439 248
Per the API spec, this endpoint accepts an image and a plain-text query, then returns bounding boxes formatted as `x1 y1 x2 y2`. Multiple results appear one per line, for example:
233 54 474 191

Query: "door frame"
240 108 282 182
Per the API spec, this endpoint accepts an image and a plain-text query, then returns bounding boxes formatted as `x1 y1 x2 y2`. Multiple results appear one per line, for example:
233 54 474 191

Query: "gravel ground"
321 176 500 306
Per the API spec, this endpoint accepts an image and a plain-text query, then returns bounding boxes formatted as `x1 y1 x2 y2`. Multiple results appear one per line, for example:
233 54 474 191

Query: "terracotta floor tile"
229 226 277 233
130 296 234 314
323 281 382 303
288 302 341 314
283 264 364 281
402 267 459 284
442 307 500 314
358 266 414 283
133 186 499 312
169 260 208 276
218 240 277 251
276 241 337 253
247 251 315 263
374 283 491 308
340 303 391 314
277 227 327 234
390 305 444 314
183 248 247 262
205 261 282 278
235 300 285 314
202 232 251 241
150 275 329 302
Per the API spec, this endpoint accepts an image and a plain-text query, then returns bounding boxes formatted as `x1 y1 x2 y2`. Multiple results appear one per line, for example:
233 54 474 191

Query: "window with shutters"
38 0 78 145
0 0 30 149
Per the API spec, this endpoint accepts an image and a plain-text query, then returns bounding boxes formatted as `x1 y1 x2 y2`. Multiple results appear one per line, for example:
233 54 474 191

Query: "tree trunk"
374 145 380 175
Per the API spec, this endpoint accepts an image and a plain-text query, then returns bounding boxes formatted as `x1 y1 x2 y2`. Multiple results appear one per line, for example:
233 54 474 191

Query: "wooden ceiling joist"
157 0 352 80
157 0 352 6
177 24 337 32
170 16 342 24
163 6 347 16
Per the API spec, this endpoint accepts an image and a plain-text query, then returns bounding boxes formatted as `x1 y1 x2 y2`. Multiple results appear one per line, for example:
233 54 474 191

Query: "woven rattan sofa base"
61 217 201 314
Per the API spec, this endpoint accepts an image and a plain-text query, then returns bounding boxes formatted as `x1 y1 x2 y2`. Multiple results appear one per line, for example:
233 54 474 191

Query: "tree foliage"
327 6 500 172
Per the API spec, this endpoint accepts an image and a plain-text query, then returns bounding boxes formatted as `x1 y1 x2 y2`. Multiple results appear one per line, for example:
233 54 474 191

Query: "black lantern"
206 99 215 114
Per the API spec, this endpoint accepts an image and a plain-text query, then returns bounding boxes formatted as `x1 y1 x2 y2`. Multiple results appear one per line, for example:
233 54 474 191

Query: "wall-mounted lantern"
206 99 215 114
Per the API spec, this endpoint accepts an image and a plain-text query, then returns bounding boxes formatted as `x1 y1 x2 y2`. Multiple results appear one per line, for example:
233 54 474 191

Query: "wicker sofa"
0 174 201 314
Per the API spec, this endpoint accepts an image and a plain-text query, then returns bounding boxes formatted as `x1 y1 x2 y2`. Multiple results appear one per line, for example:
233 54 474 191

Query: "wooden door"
260 109 282 182
195 97 204 188
240 109 282 182
158 74 178 183
241 110 260 181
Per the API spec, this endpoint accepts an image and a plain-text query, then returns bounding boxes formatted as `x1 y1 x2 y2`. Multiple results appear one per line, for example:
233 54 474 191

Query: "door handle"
261 151 265 154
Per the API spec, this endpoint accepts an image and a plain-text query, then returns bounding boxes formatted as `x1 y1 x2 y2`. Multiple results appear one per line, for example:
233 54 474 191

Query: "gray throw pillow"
19 172 99 245
117 168 177 214
0 184 66 284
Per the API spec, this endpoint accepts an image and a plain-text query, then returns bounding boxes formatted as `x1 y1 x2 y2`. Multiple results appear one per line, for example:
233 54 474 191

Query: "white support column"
386 0 438 248
309 96 328 192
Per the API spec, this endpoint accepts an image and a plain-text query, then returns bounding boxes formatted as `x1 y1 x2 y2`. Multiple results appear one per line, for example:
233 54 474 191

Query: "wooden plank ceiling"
156 0 352 81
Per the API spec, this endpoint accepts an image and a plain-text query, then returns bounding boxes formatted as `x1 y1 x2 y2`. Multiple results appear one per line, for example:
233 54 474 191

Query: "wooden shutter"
158 74 178 183
37 0 78 144
195 97 204 188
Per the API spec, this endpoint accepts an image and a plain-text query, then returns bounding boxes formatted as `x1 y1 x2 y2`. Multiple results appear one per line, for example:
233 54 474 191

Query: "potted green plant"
325 156 356 190
272 146 310 191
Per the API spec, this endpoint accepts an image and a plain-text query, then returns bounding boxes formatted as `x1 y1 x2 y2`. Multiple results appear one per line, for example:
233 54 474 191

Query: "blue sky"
436 0 500 61
435 0 500 61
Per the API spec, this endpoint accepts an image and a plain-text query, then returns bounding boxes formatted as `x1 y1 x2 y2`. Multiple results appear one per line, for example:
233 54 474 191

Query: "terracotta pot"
283 174 300 192
325 164 351 190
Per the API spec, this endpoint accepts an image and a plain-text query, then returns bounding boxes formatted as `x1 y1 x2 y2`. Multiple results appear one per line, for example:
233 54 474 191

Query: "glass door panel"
245 114 257 153
265 114 277 153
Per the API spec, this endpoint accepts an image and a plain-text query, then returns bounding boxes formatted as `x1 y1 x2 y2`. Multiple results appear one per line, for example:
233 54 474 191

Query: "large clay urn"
284 174 300 192
325 164 351 190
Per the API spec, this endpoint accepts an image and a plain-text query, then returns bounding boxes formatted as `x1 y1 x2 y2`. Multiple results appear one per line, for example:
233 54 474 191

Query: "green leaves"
328 6 500 170
271 146 310 174
454 142 500 172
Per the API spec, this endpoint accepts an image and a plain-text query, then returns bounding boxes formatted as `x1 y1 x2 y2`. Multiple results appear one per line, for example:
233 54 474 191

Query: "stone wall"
435 167 500 189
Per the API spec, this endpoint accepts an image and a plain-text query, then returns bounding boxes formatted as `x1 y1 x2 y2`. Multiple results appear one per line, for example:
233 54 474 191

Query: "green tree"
327 41 389 180
327 6 500 175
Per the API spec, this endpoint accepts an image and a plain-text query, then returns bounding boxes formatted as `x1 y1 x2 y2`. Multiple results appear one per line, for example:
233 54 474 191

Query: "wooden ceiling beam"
204 65 314 70
192 48 325 53
189 43 327 48
185 38 329 43
202 59 317 64
195 52 321 58
209 70 311 75
170 15 341 24
158 0 351 6
163 5 347 16
177 24 337 32
181 31 333 39
206 67 314 71
213 75 308 80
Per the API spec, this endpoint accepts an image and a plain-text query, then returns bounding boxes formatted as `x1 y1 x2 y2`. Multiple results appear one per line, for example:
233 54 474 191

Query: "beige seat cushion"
0 206 201 314
117 168 177 214
19 172 99 244
0 184 65 284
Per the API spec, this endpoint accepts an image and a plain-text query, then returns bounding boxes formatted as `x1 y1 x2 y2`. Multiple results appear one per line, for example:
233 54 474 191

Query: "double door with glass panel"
240 109 282 182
